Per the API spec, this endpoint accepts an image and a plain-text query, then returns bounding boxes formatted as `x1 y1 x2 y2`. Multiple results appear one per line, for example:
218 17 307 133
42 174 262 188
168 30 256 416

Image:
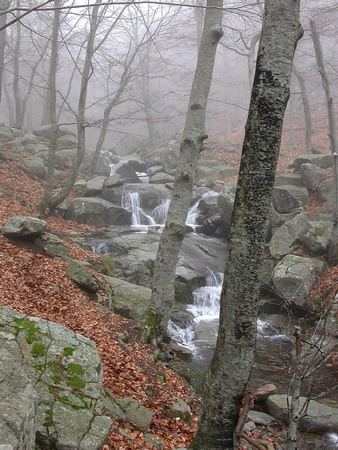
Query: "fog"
0 0 337 153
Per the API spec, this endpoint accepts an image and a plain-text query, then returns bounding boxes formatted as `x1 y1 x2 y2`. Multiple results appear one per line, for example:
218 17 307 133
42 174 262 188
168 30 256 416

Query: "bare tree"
310 19 338 266
0 0 11 104
141 0 223 342
190 0 302 447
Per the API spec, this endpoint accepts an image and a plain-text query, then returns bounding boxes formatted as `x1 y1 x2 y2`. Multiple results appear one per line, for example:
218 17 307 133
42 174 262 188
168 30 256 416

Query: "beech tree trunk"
310 19 338 266
190 1 302 448
143 0 223 341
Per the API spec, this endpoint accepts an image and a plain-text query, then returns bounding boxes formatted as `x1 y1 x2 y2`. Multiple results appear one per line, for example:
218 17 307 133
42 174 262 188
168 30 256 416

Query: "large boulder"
84 176 106 196
317 178 335 205
269 213 308 258
274 171 302 187
22 156 47 180
300 220 333 255
1 216 47 238
65 197 131 226
266 394 338 433
272 185 309 213
114 160 141 183
289 153 333 171
0 348 38 449
0 306 112 449
272 255 326 309
300 163 326 191
103 276 151 319
149 172 175 184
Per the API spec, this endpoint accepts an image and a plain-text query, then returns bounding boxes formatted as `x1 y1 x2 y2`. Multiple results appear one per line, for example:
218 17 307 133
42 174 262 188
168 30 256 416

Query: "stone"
116 397 153 432
269 212 308 258
165 399 192 425
103 276 151 319
168 361 205 394
300 163 327 191
66 258 99 292
272 185 310 213
196 166 223 182
0 127 15 141
104 173 123 188
167 344 193 362
0 306 111 449
161 146 179 173
1 216 47 238
317 178 334 205
272 255 326 309
149 172 175 184
34 232 69 258
84 176 106 196
0 348 38 449
274 172 302 187
57 134 77 148
115 161 140 183
255 384 278 403
266 394 338 433
22 156 47 179
65 197 131 226
147 165 163 177
300 220 333 255
289 153 333 171
248 410 276 426
33 124 75 139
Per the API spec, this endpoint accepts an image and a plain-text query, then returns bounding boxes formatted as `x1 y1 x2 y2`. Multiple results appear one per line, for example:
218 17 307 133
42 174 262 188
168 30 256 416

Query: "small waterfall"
186 191 218 226
136 172 149 183
122 192 155 226
153 199 170 224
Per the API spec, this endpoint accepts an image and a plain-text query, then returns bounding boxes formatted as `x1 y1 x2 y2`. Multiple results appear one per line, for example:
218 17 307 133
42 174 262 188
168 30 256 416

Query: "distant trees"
190 0 302 447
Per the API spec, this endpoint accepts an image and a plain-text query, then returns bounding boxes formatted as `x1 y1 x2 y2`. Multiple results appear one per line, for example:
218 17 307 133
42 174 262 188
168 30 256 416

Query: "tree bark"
0 0 11 105
310 19 338 266
190 1 302 448
143 0 223 341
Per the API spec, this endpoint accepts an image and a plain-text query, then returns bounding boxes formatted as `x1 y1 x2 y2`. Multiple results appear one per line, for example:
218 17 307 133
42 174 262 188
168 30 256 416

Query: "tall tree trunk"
190 1 302 448
310 19 338 266
293 66 316 154
13 0 23 128
37 0 60 217
0 0 11 105
142 0 223 341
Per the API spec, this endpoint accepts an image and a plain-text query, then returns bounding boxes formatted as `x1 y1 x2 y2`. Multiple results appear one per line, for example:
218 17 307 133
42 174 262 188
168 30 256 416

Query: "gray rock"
66 258 99 292
1 216 47 238
19 133 38 146
147 165 163 177
22 155 47 179
272 185 309 213
248 410 276 426
269 212 308 258
300 220 333 254
149 172 175 184
33 124 75 139
0 306 111 449
34 232 69 258
65 197 131 226
266 394 338 433
274 172 302 187
162 145 179 173
84 176 106 196
317 178 334 205
273 255 326 309
115 161 141 183
57 134 77 148
300 163 326 191
196 166 223 182
104 173 123 188
289 153 333 171
165 399 192 425
0 348 38 449
0 127 15 141
103 275 151 319
116 397 153 432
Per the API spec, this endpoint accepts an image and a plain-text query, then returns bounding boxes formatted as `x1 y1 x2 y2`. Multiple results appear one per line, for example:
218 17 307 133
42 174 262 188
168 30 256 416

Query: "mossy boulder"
0 306 111 449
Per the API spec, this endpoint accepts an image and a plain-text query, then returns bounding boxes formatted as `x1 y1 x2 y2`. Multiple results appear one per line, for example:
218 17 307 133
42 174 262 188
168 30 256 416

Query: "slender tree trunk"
143 0 223 341
37 0 60 217
13 0 23 128
248 32 260 88
0 0 10 105
190 1 302 448
293 66 315 154
310 19 338 265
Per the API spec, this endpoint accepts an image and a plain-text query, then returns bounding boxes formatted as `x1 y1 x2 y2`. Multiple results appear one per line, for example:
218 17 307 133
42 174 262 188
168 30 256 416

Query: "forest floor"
0 126 337 449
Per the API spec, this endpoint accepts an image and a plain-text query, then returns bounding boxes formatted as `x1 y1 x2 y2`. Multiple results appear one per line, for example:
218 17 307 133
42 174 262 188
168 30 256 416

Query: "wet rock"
1 216 47 238
167 344 193 362
115 161 141 183
266 394 338 433
104 173 123 188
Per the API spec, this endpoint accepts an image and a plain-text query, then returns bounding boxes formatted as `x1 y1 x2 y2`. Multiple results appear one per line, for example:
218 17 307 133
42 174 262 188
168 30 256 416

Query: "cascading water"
153 199 170 225
122 192 155 226
186 191 218 227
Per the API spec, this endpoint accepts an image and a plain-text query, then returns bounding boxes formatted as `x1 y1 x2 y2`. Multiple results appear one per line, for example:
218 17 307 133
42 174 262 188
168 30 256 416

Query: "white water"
122 192 155 226
186 191 218 227
153 199 170 224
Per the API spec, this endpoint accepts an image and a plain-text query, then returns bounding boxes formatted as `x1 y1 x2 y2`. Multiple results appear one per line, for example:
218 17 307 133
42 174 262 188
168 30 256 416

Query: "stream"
92 170 338 447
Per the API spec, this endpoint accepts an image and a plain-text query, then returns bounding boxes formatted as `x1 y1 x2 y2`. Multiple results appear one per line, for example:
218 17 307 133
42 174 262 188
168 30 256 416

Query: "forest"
0 0 337 449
